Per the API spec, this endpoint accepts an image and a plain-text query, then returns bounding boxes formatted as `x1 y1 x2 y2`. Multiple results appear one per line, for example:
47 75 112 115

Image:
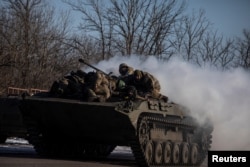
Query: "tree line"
0 0 249 94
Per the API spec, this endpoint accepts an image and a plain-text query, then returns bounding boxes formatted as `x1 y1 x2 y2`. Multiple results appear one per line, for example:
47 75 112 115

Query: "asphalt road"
0 143 208 167
0 144 137 167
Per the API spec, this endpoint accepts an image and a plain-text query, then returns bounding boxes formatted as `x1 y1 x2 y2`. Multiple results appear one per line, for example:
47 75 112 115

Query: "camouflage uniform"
50 70 86 99
93 71 110 99
50 78 69 97
126 70 161 99
83 71 111 102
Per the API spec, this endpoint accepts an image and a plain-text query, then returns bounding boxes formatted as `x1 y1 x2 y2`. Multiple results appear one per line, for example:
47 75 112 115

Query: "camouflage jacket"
126 70 161 96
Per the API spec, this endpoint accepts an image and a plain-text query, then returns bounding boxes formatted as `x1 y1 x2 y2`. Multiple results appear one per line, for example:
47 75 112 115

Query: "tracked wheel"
190 143 198 165
138 118 150 146
145 141 154 164
163 141 171 164
154 142 163 164
172 143 180 164
130 113 213 167
181 142 189 164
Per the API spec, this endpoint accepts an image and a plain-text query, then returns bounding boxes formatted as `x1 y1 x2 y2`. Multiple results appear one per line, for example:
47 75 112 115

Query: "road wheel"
190 144 198 165
181 142 189 164
172 143 180 164
154 142 163 164
138 118 149 146
144 141 154 164
163 141 171 164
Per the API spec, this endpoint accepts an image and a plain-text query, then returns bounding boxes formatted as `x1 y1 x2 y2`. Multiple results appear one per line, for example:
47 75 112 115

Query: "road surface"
0 142 136 167
0 139 207 167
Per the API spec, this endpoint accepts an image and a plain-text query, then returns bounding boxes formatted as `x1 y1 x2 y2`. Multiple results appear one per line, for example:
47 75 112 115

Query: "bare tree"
0 0 75 93
196 31 236 69
64 0 110 60
235 29 250 70
65 0 186 57
180 9 210 62
1 0 246 95
69 34 105 63
0 7 13 69
107 0 186 56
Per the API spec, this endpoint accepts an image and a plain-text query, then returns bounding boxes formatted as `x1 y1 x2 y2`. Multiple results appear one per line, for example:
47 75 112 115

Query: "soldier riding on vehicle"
125 69 168 101
50 70 86 99
50 60 167 102
119 63 134 78
83 71 111 102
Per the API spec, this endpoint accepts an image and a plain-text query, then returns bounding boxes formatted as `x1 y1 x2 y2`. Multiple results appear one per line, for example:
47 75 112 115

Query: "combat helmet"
119 63 129 76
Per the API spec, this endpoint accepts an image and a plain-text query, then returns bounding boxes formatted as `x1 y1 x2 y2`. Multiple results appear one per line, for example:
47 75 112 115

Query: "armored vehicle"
0 87 48 143
0 96 27 143
19 93 213 167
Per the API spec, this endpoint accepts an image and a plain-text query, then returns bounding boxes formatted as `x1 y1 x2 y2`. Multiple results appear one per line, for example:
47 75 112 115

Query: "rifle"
79 59 112 77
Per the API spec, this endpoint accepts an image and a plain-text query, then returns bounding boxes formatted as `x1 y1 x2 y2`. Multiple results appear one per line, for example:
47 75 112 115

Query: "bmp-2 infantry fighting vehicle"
0 88 48 143
0 96 27 143
19 61 213 167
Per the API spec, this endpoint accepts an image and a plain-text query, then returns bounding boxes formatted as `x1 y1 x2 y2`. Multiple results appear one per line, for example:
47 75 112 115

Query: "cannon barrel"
79 59 112 77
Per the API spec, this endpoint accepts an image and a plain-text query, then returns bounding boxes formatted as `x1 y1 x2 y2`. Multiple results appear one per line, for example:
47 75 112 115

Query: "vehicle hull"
21 97 134 145
0 97 27 142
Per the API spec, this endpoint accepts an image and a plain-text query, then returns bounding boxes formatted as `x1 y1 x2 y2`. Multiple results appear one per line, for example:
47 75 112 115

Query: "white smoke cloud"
91 55 250 150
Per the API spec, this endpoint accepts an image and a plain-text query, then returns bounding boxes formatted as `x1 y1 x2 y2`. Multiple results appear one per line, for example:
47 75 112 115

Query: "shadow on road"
0 144 137 167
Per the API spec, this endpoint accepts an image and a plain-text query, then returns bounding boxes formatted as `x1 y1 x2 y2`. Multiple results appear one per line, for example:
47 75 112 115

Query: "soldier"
72 69 87 84
83 71 111 102
94 71 111 99
49 78 69 97
109 77 139 101
49 70 86 99
119 63 134 78
126 69 163 99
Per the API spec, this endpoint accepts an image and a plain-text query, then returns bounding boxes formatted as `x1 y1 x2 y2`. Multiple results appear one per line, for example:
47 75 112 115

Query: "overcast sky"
187 0 250 38
52 0 250 38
